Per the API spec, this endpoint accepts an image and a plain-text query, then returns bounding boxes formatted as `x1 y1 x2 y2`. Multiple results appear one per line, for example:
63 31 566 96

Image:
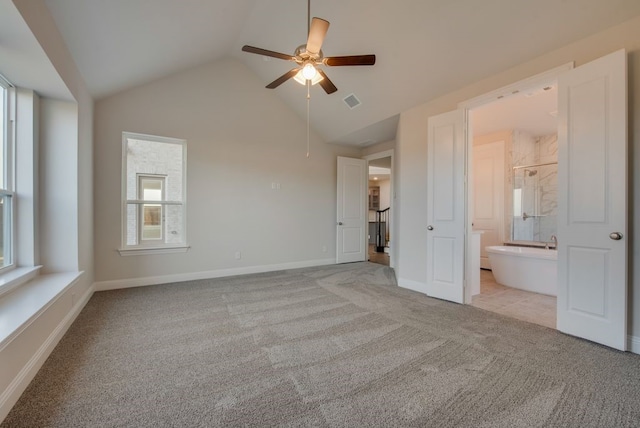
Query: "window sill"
0 271 83 348
0 266 42 299
117 245 190 256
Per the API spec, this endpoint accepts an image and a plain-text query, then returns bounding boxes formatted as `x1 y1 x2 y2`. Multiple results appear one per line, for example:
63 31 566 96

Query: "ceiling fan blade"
324 55 376 66
316 69 337 94
266 68 300 89
242 45 294 61
306 17 330 54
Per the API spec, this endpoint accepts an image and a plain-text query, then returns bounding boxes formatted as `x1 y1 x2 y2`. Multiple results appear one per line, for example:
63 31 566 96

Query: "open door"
557 49 627 350
336 156 367 263
426 110 466 303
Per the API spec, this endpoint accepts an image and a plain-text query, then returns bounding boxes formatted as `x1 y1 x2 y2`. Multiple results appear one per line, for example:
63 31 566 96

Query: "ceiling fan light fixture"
302 63 317 79
241 1 375 95
293 65 324 86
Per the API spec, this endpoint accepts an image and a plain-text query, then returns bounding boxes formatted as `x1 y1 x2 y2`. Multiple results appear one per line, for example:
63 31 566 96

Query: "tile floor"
471 269 557 329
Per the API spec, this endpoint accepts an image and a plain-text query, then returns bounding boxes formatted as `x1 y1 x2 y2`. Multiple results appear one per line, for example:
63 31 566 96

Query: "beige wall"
15 0 95 279
361 139 395 157
396 15 640 340
2 0 95 420
94 58 359 283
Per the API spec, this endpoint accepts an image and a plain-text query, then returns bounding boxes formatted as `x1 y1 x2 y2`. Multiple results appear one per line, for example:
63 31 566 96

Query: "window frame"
0 76 16 273
119 132 188 256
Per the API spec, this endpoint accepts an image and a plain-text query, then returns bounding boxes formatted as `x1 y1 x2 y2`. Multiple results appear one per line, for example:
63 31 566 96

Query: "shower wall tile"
538 134 558 164
513 217 534 241
539 215 557 243
510 132 558 243
474 130 557 245
512 130 536 166
537 135 558 218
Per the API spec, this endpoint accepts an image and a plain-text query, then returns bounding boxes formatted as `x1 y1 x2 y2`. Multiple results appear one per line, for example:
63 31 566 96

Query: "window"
0 77 14 271
120 132 187 255
139 175 165 241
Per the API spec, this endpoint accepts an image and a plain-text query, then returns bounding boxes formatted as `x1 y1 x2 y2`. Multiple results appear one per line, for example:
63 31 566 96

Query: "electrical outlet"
235 251 242 260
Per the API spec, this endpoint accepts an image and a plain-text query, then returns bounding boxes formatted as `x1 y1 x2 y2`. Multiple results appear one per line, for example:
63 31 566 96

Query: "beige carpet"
3 262 640 427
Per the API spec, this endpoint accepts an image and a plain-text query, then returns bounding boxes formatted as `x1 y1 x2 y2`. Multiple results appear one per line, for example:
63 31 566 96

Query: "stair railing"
375 207 390 253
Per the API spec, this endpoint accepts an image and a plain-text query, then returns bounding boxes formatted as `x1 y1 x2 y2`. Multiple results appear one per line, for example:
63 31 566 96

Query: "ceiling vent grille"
343 93 361 109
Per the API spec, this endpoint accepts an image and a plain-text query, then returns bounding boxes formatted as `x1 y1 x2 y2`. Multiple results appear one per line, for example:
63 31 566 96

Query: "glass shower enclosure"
511 162 558 243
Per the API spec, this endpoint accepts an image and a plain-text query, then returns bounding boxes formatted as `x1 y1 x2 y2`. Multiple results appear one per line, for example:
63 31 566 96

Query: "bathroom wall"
473 130 513 243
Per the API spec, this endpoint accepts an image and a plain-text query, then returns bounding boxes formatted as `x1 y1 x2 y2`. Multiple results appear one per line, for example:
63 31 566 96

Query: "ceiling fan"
241 1 375 94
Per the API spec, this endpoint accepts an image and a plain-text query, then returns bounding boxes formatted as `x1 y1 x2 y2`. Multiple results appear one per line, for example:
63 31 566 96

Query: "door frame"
363 149 395 268
458 63 574 304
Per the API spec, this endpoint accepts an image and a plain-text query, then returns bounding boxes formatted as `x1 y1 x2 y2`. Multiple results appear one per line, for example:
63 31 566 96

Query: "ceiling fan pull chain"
306 80 311 158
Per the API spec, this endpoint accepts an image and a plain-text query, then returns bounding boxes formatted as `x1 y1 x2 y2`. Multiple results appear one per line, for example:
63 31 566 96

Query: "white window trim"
0 76 16 277
119 132 188 255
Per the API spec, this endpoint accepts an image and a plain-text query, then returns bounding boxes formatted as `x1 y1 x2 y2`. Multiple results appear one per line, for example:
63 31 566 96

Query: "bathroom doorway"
447 51 628 350
468 77 559 329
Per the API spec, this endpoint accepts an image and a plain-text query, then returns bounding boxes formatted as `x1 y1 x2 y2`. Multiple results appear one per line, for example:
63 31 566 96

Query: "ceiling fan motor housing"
294 45 323 63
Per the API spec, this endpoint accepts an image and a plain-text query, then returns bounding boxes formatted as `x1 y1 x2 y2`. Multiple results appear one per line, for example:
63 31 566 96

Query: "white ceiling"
0 1 71 101
42 0 640 146
472 85 558 138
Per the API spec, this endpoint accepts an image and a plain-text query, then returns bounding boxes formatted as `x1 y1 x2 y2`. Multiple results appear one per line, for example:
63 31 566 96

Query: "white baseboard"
628 335 640 354
0 283 93 422
398 277 426 294
94 258 336 291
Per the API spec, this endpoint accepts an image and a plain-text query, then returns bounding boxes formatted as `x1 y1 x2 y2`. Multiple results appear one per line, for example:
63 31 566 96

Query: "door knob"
427 225 434 231
609 232 623 240
338 222 343 226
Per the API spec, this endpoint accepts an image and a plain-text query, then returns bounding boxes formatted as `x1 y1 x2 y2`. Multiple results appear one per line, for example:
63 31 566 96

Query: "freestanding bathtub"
485 246 557 296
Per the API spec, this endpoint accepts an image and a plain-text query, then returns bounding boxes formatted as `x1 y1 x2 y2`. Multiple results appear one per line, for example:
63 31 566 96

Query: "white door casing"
426 110 466 303
336 156 367 264
557 49 627 350
472 141 505 269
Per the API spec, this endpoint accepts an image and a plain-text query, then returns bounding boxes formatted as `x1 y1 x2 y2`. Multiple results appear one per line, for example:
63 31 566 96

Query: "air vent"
343 93 361 109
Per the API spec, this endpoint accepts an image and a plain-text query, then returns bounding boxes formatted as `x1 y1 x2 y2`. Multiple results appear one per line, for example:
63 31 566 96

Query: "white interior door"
336 156 367 264
472 140 505 269
426 110 465 303
557 49 627 350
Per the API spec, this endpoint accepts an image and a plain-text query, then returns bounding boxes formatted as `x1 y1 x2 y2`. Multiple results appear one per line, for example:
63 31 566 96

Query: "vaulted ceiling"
40 0 640 146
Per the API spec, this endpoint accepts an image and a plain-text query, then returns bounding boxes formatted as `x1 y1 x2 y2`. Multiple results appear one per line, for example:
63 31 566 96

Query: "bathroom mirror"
512 162 557 243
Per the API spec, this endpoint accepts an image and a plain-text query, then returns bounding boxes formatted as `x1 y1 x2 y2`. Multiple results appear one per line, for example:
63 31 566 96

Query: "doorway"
364 150 394 267
456 50 628 350
468 79 559 330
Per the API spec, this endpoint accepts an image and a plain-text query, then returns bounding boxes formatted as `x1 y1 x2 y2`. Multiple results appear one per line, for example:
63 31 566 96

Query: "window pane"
0 87 5 189
0 195 12 268
165 204 184 244
142 204 162 240
142 180 162 201
126 203 138 246
126 138 182 200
